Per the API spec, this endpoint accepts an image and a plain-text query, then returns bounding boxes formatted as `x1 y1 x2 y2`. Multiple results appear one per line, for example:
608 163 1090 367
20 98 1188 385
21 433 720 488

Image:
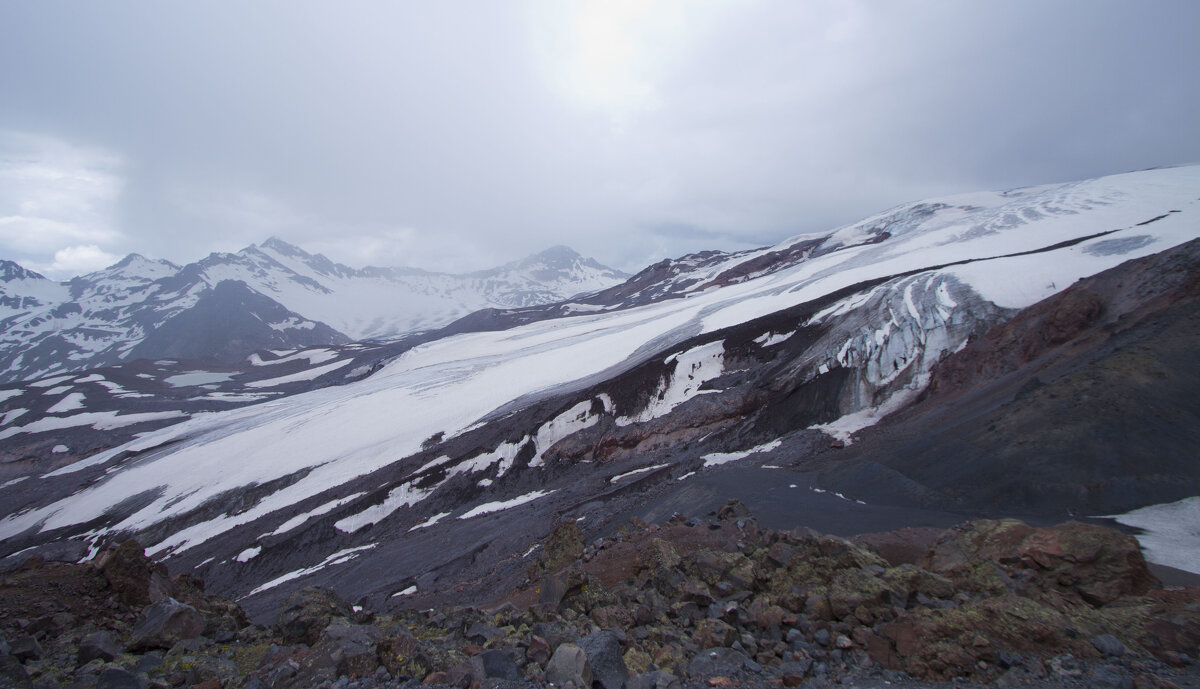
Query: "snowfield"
1 165 1198 581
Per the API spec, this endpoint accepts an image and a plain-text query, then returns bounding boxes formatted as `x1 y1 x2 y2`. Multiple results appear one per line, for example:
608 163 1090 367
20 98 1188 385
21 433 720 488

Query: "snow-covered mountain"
2 165 1198 618
0 242 627 383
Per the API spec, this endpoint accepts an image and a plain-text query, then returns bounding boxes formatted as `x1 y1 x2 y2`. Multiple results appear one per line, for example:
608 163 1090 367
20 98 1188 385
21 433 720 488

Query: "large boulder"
77 631 122 665
128 598 205 652
922 519 1158 605
536 520 585 575
546 643 591 688
98 540 172 608
298 622 381 679
277 586 354 645
578 630 629 689
0 653 30 689
469 649 523 681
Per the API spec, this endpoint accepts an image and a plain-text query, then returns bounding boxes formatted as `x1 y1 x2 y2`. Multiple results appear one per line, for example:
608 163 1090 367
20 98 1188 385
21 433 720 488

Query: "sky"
1 1 1198 280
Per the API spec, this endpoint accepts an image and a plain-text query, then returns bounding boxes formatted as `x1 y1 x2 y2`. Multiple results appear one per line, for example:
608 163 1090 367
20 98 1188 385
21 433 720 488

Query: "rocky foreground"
2 502 1198 689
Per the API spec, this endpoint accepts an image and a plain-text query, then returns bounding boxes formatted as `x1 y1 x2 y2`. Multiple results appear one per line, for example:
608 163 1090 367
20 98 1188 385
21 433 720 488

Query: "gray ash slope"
0 165 1197 624
0 240 627 384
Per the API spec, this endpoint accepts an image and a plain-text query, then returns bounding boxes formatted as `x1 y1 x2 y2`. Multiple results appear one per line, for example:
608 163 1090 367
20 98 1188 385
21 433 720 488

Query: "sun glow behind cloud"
530 0 733 126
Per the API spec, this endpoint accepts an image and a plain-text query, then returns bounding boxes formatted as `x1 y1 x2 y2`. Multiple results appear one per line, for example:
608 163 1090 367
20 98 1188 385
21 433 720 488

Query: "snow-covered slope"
1 165 1197 609
0 242 627 383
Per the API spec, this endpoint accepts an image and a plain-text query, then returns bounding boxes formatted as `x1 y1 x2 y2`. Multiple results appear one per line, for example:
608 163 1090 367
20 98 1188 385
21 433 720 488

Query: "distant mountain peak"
259 236 307 256
0 259 47 282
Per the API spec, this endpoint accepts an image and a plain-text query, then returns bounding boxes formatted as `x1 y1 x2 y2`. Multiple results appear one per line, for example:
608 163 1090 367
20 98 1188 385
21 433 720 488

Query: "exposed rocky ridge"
2 508 1197 688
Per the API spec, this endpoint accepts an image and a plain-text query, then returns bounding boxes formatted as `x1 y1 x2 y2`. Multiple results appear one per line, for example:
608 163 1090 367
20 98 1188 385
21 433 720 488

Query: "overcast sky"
1 1 1198 279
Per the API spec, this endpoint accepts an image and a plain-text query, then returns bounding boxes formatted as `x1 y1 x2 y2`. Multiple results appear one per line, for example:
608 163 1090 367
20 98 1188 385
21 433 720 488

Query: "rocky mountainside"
1 509 1198 688
0 241 627 383
1 164 1198 659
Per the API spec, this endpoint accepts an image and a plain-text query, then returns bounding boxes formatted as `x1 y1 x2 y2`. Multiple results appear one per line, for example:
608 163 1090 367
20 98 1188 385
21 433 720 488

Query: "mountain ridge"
0 241 627 382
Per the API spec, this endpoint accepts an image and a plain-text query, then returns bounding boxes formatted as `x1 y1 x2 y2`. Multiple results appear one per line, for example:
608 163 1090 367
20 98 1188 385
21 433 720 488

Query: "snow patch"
166 371 234 387
809 386 922 445
335 482 434 533
269 492 366 536
246 544 377 597
1 408 27 425
245 358 352 388
1102 497 1200 575
617 340 725 426
754 331 793 347
46 392 86 414
459 490 554 519
30 375 75 388
408 511 451 532
52 444 69 453
610 464 668 483
701 440 782 468
0 410 188 440
235 546 261 562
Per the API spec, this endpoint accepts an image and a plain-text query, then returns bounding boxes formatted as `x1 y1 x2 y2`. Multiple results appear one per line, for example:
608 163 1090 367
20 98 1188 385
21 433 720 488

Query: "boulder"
96 667 147 689
538 520 585 574
7 635 40 662
578 630 629 689
687 648 752 679
627 670 681 689
77 631 122 665
128 598 205 652
99 540 168 608
378 628 431 679
693 619 737 648
0 654 30 689
922 520 1157 605
277 586 354 645
469 649 523 681
527 634 552 667
776 659 813 687
546 643 592 688
307 622 380 678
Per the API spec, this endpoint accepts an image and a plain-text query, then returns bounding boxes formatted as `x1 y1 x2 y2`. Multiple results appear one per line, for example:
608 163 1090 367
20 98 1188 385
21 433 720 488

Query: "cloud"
0 131 125 274
0 2 1196 278
27 244 123 278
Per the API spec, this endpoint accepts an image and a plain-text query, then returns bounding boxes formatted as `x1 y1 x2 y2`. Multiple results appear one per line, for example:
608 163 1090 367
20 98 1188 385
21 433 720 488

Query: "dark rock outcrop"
277 586 354 645
127 598 205 652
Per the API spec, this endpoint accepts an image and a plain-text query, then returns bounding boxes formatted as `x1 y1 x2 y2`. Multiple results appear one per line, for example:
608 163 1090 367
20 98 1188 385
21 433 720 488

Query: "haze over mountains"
1 164 1197 622
0 241 628 383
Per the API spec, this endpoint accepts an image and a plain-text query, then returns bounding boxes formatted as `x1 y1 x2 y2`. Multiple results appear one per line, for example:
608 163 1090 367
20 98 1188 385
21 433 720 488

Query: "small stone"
1092 633 1127 657
687 648 750 679
834 635 853 650
813 629 831 647
777 658 813 687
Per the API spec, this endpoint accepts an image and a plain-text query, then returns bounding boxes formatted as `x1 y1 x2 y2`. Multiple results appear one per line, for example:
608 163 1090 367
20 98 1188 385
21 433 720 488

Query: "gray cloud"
1 1 1197 278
